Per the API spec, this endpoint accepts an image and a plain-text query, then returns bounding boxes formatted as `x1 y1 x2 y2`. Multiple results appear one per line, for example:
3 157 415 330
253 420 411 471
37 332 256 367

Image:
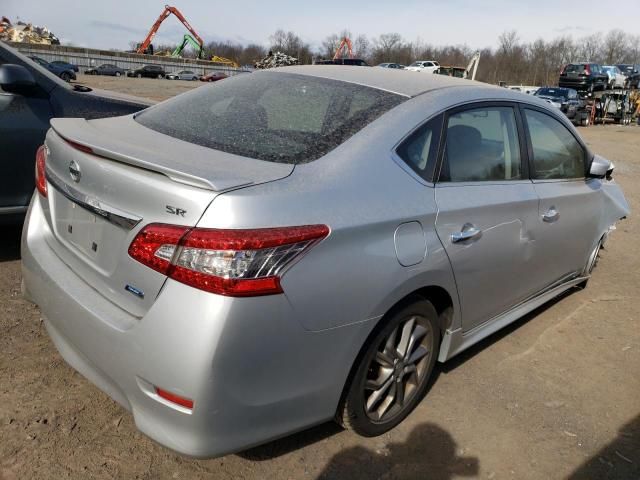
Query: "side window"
439 106 521 182
396 116 442 181
524 109 585 180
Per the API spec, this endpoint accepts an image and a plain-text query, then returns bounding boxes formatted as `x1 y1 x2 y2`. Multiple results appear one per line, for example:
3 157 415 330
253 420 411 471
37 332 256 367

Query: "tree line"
150 28 640 86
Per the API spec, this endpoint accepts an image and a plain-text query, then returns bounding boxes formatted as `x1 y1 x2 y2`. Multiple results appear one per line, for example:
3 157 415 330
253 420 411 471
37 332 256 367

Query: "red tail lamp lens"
35 145 47 197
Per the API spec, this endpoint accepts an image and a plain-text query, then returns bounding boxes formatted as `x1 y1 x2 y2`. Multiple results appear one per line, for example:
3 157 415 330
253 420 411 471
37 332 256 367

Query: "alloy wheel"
364 315 433 422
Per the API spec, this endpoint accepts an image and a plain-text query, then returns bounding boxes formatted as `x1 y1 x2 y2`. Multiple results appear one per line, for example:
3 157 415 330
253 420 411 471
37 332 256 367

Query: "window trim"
518 104 589 182
434 101 529 184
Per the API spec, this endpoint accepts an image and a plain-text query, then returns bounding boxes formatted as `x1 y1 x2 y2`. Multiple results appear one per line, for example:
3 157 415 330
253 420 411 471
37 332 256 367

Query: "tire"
581 115 589 127
338 296 440 437
157 74 163 79
60 72 71 82
136 73 142 78
115 71 121 77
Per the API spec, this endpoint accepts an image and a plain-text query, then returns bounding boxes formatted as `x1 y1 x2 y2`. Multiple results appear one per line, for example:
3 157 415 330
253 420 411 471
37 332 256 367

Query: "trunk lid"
41 117 294 317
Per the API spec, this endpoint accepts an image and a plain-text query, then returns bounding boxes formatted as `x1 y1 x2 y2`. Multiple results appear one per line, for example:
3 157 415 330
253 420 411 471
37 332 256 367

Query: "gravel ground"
0 77 639 479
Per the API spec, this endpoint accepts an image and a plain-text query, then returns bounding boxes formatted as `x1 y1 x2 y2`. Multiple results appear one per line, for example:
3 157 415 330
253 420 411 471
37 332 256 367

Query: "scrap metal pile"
0 17 60 45
254 51 298 69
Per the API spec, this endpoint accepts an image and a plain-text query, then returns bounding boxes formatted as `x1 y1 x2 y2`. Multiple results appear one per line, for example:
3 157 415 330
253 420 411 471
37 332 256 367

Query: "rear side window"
396 116 442 181
523 109 585 179
439 106 521 182
135 72 404 164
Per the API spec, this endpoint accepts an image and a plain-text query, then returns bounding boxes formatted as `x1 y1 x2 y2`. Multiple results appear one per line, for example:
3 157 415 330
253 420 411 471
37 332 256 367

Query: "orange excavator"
332 37 354 61
136 5 204 58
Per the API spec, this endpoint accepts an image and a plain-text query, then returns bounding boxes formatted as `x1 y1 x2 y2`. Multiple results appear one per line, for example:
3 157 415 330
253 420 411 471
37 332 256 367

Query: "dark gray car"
0 42 150 223
85 63 126 77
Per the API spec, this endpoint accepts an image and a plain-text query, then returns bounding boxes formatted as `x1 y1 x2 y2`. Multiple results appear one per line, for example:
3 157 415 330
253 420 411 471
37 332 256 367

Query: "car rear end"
559 63 593 91
22 71 407 457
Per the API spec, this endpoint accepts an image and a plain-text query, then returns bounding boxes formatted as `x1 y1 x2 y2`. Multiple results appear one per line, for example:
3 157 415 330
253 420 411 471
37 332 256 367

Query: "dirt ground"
1 77 639 480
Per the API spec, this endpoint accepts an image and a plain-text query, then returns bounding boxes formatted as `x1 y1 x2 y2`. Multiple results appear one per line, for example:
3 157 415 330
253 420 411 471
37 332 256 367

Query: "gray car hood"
50 116 294 191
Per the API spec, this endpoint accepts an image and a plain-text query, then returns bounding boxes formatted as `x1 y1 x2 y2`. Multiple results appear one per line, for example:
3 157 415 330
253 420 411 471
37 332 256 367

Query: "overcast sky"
5 0 640 51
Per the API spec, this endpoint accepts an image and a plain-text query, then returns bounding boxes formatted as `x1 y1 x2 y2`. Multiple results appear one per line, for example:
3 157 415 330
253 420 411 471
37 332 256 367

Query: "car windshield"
135 72 405 164
535 88 567 99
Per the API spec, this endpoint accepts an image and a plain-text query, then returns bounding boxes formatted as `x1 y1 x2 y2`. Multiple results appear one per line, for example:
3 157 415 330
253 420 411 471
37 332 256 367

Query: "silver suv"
22 66 629 457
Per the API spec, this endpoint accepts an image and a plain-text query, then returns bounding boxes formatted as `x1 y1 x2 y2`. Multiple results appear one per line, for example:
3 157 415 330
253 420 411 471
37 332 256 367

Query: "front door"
434 104 540 332
521 107 602 287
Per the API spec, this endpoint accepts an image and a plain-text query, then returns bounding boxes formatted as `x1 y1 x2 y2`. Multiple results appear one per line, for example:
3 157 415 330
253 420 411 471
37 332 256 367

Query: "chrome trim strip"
0 206 28 215
45 167 142 230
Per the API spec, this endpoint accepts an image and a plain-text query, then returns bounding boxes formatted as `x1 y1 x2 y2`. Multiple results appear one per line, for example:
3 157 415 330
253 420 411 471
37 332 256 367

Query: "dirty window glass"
135 72 404 164
396 116 442 181
524 109 585 179
439 107 521 182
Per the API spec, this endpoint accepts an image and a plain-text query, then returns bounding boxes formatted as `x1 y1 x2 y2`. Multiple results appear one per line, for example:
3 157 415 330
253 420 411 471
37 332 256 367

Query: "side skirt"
438 275 588 362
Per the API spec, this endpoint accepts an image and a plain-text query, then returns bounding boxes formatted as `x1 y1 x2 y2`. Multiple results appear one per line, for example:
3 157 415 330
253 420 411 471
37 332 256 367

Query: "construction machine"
137 5 204 57
333 37 354 60
211 56 239 68
463 51 481 80
172 33 203 58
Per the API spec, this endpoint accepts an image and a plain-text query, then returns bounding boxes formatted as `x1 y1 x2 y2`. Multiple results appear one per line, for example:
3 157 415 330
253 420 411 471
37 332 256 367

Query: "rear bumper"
22 195 371 457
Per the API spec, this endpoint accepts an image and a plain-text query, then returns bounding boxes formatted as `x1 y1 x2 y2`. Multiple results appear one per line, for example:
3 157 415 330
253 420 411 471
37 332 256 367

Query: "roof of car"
270 65 494 97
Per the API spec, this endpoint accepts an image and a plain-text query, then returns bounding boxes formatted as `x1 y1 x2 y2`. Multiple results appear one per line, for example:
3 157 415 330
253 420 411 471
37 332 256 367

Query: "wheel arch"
335 284 454 422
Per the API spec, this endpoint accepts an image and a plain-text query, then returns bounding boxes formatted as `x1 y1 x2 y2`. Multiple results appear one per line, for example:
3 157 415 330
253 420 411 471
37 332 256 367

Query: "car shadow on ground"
316 422 479 480
568 414 640 479
0 225 22 262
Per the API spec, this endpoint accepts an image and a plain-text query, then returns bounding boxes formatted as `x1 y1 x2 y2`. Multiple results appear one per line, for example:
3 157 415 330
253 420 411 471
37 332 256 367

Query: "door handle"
451 223 482 243
542 207 560 223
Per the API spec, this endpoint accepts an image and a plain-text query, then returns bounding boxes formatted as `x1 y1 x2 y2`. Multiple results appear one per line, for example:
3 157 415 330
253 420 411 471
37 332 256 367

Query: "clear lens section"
174 241 313 279
155 244 176 262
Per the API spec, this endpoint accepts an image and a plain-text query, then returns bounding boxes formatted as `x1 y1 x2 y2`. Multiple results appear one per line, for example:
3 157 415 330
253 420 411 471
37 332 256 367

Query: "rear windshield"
536 88 567 98
135 72 404 164
565 64 588 73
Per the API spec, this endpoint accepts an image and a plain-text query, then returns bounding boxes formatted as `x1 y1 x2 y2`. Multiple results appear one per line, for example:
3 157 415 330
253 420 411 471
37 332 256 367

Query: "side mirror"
0 64 36 92
588 154 613 179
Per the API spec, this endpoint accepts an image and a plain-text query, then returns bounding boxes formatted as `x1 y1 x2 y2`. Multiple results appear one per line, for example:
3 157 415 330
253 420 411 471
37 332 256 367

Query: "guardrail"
8 42 250 77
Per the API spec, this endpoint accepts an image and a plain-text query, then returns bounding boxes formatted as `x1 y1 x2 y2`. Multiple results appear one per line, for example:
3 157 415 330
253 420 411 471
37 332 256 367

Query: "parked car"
405 60 439 73
50 60 79 72
377 63 403 69
166 69 199 81
27 55 76 82
616 64 640 89
314 58 369 66
534 87 587 125
601 65 626 89
200 71 228 82
127 64 166 79
0 42 150 224
84 64 127 77
22 66 628 458
558 63 607 93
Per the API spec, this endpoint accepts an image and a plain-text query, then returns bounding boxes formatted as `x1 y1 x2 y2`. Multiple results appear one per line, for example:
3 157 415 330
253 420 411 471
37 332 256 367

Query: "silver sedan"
22 66 629 458
166 69 199 81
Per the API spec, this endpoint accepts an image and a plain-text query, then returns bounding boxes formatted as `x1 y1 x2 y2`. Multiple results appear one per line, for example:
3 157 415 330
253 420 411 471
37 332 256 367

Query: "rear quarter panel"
196 92 466 333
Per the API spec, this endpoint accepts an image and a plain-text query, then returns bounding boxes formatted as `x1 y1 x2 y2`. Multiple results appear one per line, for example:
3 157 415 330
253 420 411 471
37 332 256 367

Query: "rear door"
434 103 540 332
520 106 601 287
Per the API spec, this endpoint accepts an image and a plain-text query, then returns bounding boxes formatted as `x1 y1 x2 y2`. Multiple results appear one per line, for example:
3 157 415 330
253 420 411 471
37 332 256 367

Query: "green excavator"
172 34 203 58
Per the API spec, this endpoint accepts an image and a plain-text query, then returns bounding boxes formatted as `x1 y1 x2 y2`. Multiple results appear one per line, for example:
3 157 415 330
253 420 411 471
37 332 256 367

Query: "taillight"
35 145 47 197
128 224 330 297
584 64 591 75
561 64 567 75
